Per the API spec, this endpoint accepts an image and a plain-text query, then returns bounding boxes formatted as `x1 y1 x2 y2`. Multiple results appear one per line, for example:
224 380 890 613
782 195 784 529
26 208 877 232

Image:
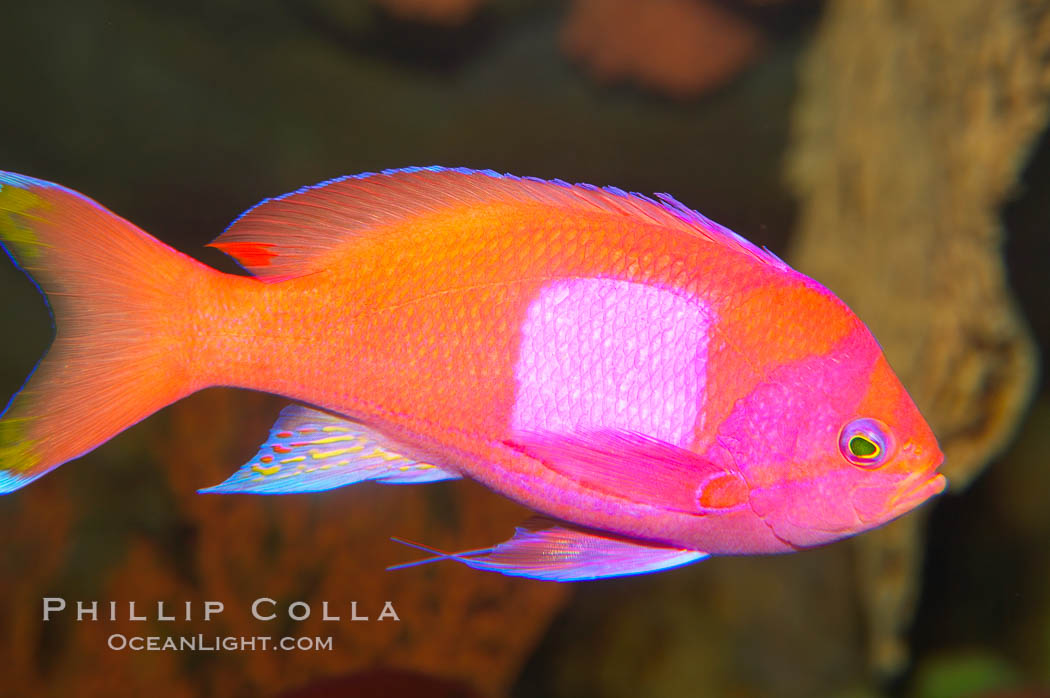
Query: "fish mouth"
886 472 947 519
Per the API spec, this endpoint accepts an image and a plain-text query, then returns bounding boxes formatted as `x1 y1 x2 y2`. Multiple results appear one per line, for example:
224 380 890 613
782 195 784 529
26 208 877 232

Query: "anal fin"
390 517 708 581
200 405 460 494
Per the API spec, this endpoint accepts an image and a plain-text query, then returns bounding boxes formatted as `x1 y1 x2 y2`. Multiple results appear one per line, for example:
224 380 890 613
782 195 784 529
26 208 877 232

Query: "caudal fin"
0 172 211 493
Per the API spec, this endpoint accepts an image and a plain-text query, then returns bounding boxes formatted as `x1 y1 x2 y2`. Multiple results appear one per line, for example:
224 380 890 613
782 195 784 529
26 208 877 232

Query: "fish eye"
839 418 893 468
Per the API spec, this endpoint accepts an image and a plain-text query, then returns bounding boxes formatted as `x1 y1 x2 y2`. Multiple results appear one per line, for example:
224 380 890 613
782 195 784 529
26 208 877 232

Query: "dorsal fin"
209 166 789 279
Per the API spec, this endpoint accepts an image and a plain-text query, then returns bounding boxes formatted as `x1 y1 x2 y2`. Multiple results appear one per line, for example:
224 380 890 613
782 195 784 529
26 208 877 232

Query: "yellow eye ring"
848 435 880 460
839 418 893 468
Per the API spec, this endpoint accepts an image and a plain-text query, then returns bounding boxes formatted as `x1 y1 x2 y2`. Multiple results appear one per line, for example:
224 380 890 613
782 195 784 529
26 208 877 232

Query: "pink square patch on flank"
511 278 711 447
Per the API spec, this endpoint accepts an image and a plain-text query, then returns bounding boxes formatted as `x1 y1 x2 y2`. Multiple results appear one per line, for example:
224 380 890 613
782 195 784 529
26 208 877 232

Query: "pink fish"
0 167 946 580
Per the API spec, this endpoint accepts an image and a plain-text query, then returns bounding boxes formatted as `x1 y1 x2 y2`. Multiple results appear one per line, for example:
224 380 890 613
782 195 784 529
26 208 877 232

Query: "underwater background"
0 1 1048 697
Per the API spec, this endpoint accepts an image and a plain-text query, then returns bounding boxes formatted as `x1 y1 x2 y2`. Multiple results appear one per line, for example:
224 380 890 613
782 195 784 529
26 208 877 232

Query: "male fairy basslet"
0 167 946 580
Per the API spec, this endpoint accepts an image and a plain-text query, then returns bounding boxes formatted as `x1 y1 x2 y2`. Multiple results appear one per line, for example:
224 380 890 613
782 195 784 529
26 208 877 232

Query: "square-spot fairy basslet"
0 167 946 581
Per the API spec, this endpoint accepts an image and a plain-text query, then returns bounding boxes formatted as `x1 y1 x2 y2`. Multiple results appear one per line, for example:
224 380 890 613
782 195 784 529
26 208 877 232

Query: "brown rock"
561 0 764 98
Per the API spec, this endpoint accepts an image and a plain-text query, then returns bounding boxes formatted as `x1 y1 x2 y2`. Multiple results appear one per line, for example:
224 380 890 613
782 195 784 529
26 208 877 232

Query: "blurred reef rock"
560 0 764 98
787 0 1050 676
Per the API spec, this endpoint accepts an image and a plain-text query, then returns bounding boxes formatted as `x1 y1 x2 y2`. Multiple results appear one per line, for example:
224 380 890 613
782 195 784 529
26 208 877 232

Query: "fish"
0 166 946 580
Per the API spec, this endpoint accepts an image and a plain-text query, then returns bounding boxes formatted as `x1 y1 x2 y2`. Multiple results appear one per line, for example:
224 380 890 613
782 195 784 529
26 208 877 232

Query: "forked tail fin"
0 172 213 492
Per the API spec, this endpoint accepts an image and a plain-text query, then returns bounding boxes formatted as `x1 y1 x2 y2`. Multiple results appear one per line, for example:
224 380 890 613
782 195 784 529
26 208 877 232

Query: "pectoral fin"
389 517 708 581
507 430 748 514
200 405 460 494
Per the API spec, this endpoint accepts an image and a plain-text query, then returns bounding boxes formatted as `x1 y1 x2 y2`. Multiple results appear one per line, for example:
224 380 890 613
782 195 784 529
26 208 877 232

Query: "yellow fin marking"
252 463 281 476
367 447 404 462
0 185 50 260
310 447 358 460
322 426 349 433
308 435 356 445
0 417 40 474
280 456 307 464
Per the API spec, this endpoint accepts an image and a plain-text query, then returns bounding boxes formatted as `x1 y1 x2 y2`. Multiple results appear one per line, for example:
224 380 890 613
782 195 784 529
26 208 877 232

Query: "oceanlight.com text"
107 633 334 652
